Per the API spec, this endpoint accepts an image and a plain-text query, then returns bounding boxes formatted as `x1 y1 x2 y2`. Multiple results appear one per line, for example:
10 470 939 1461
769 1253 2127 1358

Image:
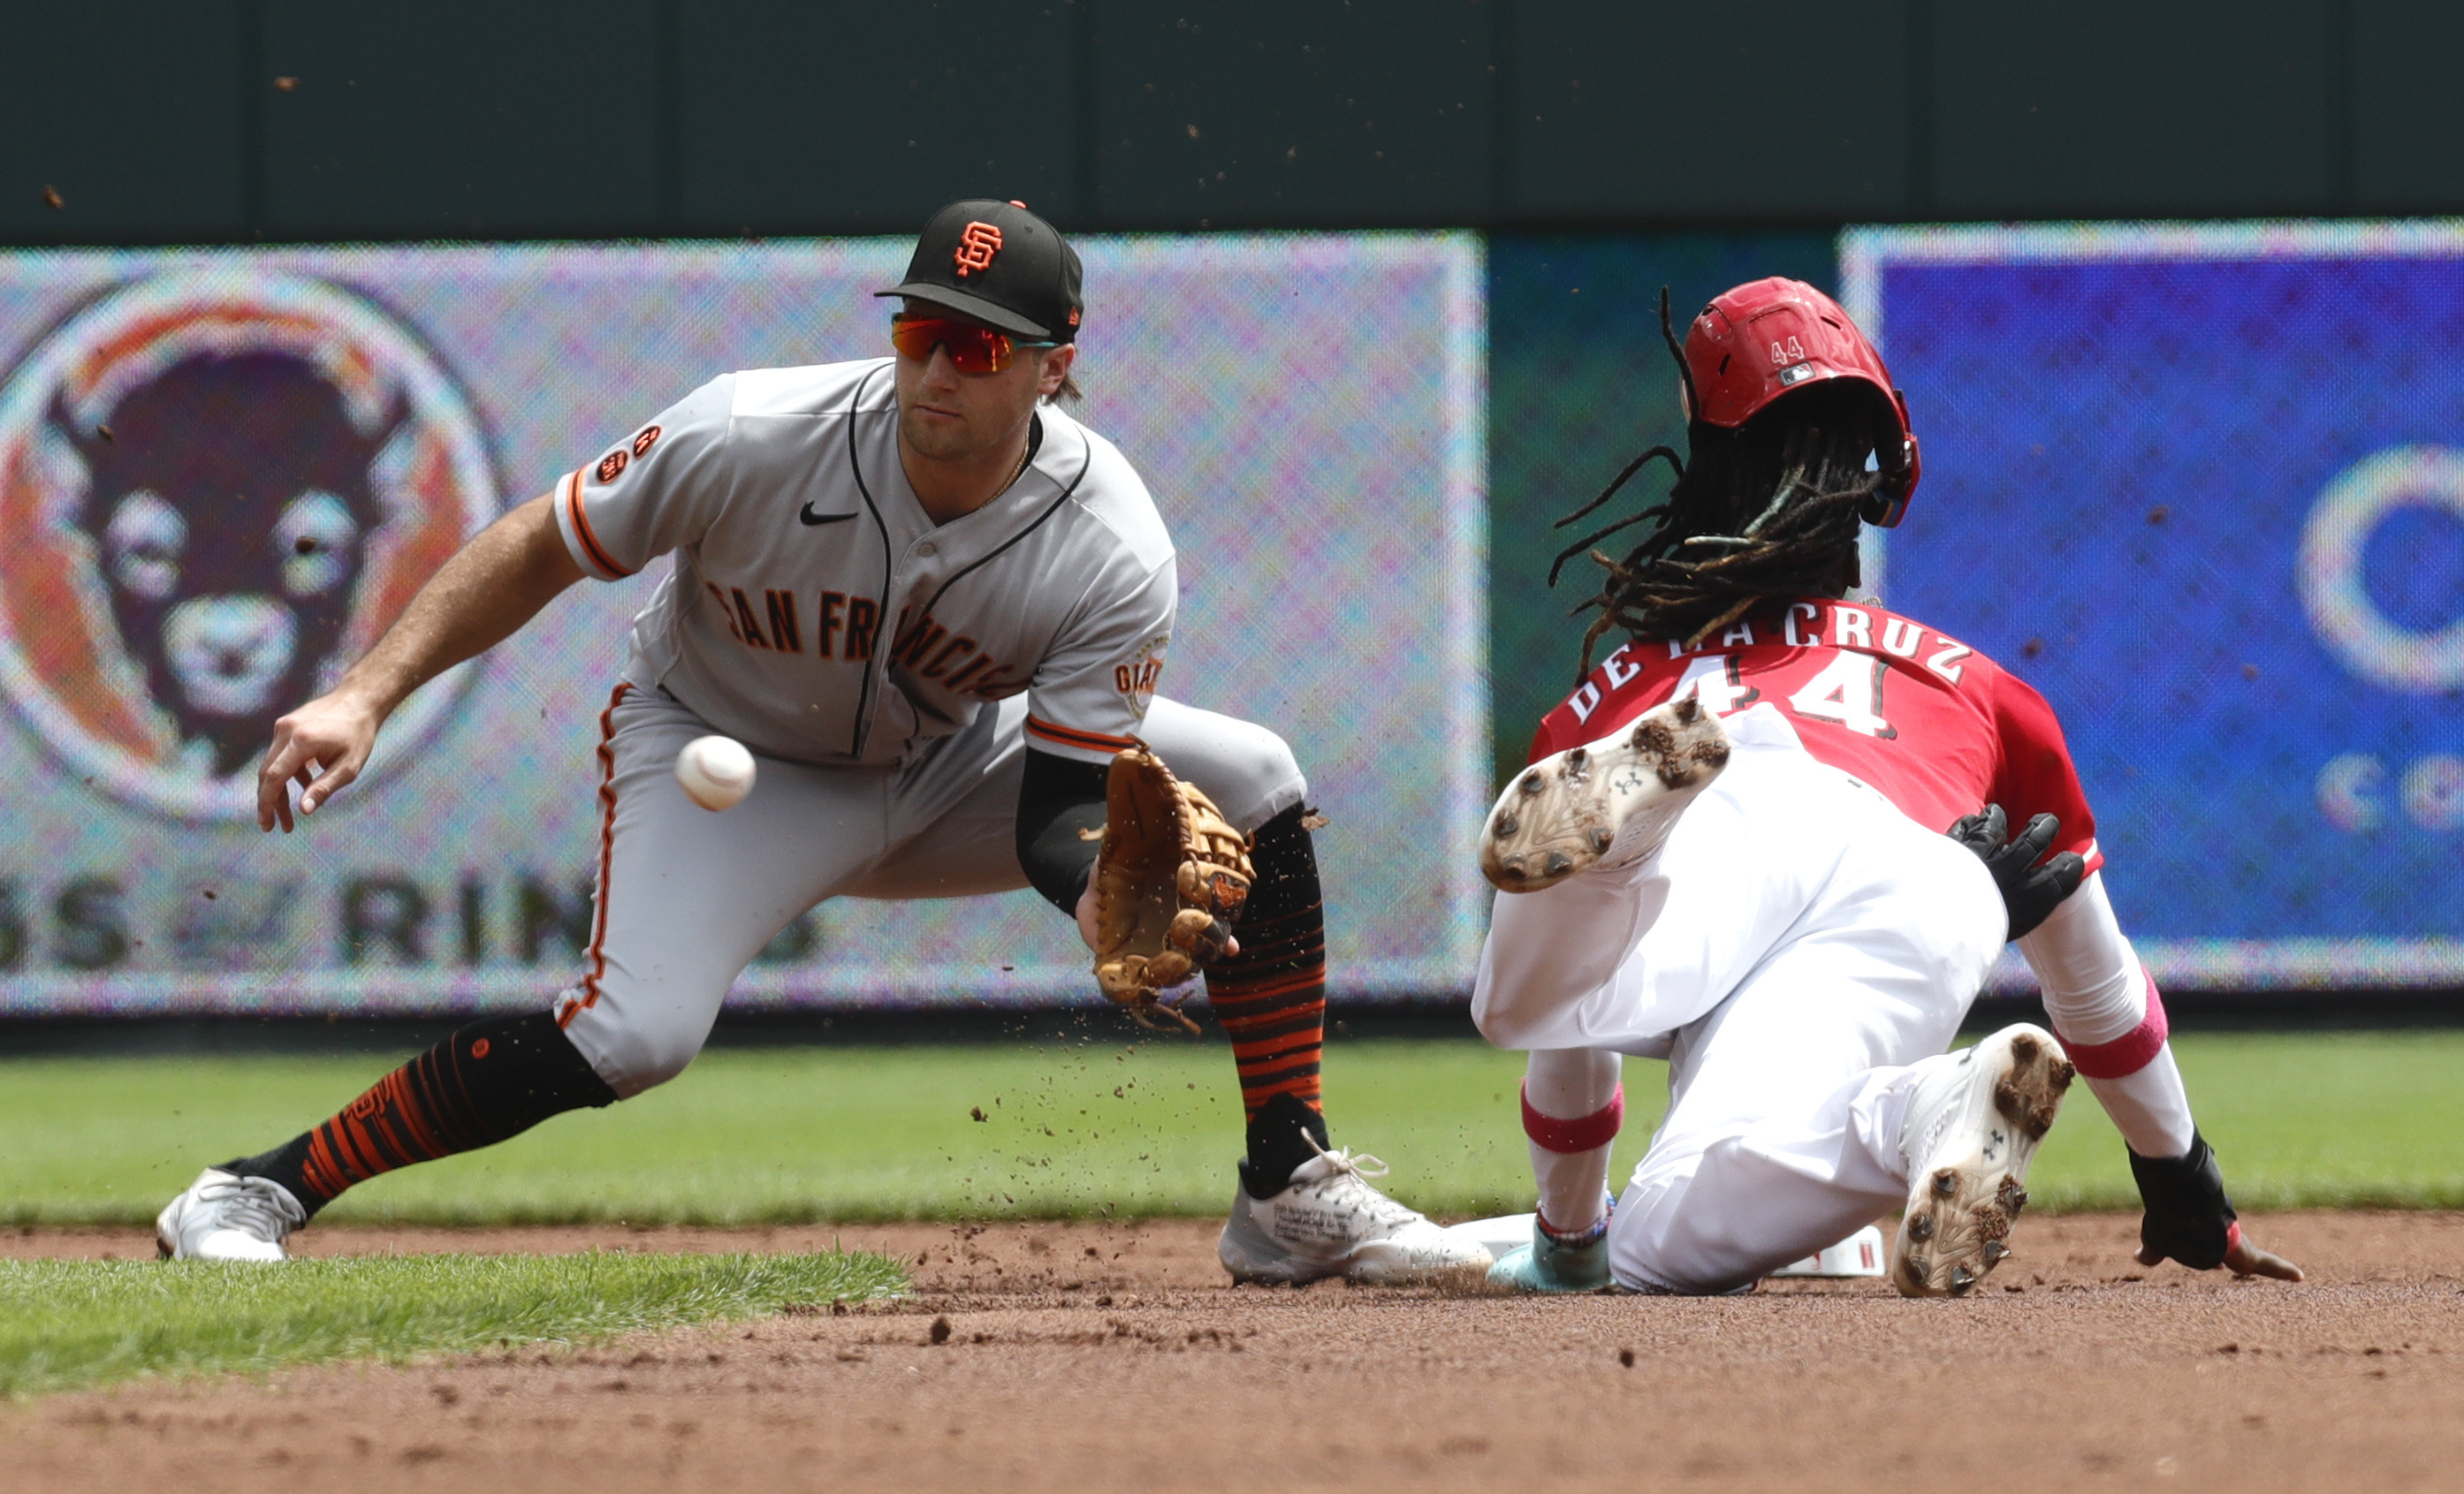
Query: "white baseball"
675 735 757 811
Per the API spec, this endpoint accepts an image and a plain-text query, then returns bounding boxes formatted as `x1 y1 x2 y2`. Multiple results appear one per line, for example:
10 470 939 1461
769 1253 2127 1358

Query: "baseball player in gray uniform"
155 201 1487 1285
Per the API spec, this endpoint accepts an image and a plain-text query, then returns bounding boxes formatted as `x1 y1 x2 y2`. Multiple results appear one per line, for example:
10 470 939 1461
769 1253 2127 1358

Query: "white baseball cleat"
1479 694 1730 893
1891 1024 2074 1299
156 1168 305 1263
1218 1141 1494 1285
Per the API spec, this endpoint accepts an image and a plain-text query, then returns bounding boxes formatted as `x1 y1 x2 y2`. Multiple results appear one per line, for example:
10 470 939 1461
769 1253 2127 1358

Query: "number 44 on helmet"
1683 278 1921 529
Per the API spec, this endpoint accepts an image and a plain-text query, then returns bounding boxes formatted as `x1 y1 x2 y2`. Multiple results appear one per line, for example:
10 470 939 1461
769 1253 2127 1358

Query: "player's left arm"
1015 747 1108 948
1009 547 1226 958
1992 676 2300 1281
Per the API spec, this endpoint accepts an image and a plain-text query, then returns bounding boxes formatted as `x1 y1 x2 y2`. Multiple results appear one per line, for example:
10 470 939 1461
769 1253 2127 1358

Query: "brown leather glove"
1090 744 1252 1020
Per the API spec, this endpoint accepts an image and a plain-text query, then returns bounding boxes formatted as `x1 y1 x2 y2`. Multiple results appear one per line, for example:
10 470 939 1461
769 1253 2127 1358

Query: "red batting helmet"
1682 277 1920 527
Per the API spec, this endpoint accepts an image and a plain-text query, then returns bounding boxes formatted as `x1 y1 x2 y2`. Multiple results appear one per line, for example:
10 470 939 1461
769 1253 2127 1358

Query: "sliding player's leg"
1486 1046 1625 1291
1603 819 2012 1295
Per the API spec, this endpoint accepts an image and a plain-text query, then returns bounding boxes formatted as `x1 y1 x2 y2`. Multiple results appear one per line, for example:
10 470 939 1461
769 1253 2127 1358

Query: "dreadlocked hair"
1548 295 1899 679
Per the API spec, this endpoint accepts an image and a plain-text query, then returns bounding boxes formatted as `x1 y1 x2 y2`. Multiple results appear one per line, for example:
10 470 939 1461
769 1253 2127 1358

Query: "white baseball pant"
556 686 1307 1096
1472 705 2006 1293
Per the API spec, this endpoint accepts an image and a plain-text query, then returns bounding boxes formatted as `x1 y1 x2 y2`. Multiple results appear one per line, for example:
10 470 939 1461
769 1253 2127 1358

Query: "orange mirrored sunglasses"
889 314 1057 374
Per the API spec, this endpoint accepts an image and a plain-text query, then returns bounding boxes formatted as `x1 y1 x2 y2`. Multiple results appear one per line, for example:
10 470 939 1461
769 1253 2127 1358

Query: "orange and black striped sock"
1205 805 1334 1196
224 1011 616 1217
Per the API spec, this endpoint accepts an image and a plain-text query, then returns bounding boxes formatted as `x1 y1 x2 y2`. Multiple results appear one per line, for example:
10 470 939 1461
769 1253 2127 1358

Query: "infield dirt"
5 1210 2460 1492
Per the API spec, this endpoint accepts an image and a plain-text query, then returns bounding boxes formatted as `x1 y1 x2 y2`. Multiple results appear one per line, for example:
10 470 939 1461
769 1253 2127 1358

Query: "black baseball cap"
875 199 1084 343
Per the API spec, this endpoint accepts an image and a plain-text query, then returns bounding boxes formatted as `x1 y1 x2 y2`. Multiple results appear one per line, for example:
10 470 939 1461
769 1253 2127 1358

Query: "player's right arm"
260 378 735 833
257 493 583 831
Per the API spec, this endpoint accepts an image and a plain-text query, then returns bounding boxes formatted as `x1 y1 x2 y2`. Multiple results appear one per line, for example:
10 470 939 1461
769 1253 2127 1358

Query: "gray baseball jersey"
550 359 1174 768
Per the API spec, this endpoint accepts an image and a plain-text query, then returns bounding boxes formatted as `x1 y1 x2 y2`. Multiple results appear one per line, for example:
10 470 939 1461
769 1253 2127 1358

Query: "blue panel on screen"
1844 224 2464 988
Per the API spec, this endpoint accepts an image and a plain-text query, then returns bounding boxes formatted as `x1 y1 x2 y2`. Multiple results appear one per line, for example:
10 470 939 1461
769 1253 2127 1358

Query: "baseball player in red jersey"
1474 278 2303 1297
152 201 1486 1285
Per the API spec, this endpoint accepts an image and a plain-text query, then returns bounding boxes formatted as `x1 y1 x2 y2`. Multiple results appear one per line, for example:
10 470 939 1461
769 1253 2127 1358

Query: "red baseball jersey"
1529 598 2103 874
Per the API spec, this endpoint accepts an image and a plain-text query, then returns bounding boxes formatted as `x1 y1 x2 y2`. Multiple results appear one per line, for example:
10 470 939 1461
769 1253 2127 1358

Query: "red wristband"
2060 969 2171 1080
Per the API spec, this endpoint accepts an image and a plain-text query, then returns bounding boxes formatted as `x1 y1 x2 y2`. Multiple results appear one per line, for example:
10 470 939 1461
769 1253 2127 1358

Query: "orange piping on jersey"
563 469 633 580
559 683 631 1028
1025 717 1139 755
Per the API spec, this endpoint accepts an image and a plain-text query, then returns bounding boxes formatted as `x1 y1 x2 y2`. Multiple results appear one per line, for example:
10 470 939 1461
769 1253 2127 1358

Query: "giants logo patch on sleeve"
1115 635 1167 703
595 426 661 484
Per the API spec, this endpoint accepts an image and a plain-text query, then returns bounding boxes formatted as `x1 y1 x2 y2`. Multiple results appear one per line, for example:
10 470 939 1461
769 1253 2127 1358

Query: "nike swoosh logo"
799 504 859 527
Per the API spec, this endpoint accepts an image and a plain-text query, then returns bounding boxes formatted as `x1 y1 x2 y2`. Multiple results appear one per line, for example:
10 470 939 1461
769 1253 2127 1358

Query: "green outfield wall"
1483 232 1837 784
10 3 2464 248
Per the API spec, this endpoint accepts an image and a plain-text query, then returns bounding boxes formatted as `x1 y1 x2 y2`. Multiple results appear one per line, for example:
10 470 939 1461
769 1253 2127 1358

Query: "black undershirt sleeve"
1016 746 1109 914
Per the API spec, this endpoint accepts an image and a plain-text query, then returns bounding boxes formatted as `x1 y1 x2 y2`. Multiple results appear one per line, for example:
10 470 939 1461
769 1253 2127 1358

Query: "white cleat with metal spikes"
1479 693 1732 893
1891 1025 2074 1299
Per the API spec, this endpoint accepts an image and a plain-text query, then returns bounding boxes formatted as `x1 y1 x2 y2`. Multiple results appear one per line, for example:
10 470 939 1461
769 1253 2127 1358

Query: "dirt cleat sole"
1479 694 1731 893
1892 1024 2075 1299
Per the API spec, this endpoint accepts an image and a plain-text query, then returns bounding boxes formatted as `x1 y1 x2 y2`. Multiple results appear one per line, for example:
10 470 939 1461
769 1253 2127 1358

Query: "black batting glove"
2128 1131 2303 1280
2128 1131 2236 1269
1947 802 2086 940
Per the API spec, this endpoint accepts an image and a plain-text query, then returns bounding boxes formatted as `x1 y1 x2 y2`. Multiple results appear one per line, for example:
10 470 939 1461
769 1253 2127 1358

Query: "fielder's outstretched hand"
1948 802 2087 940
257 688 384 832
2128 1132 2304 1281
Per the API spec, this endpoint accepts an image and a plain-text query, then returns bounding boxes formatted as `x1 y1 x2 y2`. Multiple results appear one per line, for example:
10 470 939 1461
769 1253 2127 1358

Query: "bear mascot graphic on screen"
0 271 496 822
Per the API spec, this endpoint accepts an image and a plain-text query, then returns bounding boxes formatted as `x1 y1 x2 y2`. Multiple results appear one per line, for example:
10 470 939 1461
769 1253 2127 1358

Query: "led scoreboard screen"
1844 223 2464 992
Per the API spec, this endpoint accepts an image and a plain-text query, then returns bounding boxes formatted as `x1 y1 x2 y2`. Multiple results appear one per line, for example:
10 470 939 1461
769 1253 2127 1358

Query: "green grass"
3 1032 2460 1226
2034 1030 2464 1211
0 1249 906 1397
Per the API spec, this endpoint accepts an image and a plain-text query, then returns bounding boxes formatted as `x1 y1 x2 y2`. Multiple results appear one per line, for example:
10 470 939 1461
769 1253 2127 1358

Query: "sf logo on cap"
953 222 1002 277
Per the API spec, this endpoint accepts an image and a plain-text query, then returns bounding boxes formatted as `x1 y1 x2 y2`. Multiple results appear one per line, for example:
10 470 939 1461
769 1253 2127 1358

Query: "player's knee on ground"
1608 1134 1898 1294
1605 1171 1778 1295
